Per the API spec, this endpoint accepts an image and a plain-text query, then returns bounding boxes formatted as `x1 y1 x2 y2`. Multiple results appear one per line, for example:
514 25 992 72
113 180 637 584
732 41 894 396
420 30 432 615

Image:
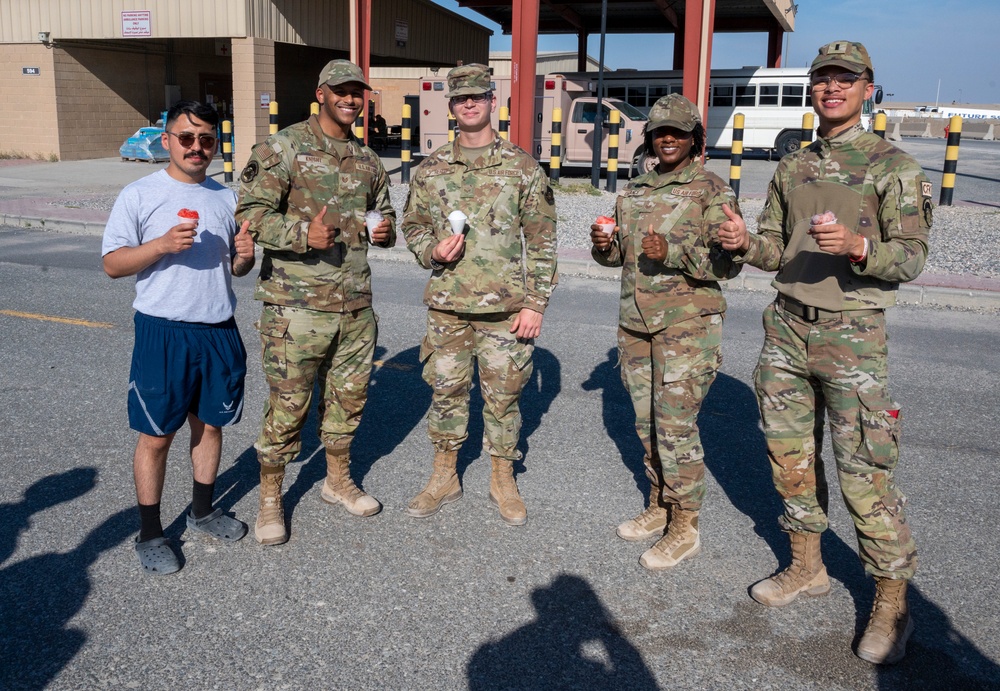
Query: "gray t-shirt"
102 169 239 323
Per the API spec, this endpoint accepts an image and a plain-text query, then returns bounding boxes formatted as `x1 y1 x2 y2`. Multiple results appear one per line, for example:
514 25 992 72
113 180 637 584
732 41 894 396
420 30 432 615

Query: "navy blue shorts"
128 312 248 436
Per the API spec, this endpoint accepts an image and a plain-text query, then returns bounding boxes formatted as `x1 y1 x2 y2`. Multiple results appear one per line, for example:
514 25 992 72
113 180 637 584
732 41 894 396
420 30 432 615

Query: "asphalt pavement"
1 237 999 689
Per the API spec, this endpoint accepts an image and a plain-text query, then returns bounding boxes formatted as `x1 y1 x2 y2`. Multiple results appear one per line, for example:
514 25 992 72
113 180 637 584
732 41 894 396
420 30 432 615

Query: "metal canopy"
457 0 794 35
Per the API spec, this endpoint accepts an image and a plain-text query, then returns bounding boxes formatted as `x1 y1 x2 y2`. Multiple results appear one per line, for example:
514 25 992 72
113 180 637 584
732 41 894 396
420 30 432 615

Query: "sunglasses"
810 73 867 90
450 93 492 105
166 131 218 149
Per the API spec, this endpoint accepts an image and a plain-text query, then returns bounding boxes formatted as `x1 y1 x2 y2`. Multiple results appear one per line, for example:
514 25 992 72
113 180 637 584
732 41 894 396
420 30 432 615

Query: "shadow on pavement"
0 506 133 690
0 467 98 567
467 573 658 690
581 347 645 494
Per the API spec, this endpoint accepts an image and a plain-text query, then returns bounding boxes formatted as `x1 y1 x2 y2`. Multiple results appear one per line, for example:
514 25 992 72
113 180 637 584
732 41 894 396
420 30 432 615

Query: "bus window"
712 84 734 107
736 85 756 107
759 85 779 106
625 87 646 109
781 84 805 107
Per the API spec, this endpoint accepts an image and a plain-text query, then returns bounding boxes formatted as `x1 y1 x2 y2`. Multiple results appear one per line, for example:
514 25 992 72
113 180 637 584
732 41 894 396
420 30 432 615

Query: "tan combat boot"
639 506 700 570
320 449 381 517
856 577 913 665
489 456 527 526
617 460 668 541
255 462 287 545
750 531 830 606
407 451 462 518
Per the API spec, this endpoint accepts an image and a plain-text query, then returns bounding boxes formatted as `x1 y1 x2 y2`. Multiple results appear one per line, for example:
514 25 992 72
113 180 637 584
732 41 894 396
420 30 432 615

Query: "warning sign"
122 11 152 37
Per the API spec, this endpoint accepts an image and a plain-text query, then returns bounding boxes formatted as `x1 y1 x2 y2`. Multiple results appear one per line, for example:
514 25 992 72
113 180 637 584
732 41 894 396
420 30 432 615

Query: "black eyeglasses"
450 93 492 105
810 73 866 90
166 131 218 149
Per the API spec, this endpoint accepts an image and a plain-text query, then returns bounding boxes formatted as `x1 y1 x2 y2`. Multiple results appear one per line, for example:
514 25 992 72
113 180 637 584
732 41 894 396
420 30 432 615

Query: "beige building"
369 51 604 128
0 0 489 165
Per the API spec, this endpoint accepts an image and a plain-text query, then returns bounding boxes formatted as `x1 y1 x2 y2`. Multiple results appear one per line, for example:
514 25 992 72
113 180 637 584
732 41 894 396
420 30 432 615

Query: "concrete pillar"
231 37 275 171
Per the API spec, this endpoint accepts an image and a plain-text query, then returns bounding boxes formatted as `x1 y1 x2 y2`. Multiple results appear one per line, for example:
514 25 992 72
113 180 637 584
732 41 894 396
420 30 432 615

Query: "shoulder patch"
543 184 555 205
671 188 703 198
921 181 932 198
240 161 260 184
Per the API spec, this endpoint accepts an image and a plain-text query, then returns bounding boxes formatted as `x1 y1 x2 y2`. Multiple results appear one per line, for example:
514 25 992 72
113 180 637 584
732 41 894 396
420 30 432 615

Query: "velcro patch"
671 188 703 198
354 163 378 175
296 155 323 163
623 189 645 197
921 181 932 198
485 169 521 178
240 161 259 184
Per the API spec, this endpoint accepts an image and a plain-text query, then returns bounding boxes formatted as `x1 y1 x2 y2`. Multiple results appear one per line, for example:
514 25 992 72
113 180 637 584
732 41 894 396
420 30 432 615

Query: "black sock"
138 503 163 542
191 480 215 519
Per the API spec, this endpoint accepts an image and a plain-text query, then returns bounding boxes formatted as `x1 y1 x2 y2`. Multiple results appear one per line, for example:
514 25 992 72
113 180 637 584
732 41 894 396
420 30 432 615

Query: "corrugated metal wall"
2 0 488 65
0 0 247 43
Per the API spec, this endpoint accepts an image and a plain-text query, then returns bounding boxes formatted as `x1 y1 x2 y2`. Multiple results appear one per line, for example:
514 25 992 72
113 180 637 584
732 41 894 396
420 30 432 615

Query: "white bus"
558 67 883 165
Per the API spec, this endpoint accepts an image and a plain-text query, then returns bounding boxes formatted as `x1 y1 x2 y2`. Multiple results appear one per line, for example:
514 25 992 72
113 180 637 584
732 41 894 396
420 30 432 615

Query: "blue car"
120 127 169 162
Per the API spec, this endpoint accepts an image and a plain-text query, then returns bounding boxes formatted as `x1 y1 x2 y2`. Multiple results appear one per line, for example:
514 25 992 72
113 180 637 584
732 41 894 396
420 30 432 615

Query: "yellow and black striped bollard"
355 111 365 140
549 107 562 183
940 115 962 206
310 102 319 116
401 104 412 184
800 112 814 148
448 112 456 143
606 109 620 193
222 120 233 183
499 106 509 140
269 101 278 135
729 113 744 197
874 112 887 139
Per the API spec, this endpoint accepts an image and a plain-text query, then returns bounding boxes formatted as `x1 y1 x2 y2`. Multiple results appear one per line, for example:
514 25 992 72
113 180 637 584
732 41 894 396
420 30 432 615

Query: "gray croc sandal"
135 536 181 575
186 508 248 542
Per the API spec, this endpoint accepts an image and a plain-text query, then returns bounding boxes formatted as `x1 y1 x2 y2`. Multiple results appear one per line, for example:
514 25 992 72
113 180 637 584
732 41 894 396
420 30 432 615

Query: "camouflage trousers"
617 313 723 511
254 303 377 465
420 309 533 460
754 301 917 579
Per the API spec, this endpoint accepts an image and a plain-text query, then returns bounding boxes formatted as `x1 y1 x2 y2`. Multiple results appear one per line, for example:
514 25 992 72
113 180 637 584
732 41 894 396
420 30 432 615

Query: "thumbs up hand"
234 220 255 260
307 205 339 250
640 223 667 261
717 203 749 252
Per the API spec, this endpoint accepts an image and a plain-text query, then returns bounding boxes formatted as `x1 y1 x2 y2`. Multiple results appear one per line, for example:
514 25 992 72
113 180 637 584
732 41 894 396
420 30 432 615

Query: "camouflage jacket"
592 158 740 333
235 115 396 312
402 133 557 314
737 123 932 311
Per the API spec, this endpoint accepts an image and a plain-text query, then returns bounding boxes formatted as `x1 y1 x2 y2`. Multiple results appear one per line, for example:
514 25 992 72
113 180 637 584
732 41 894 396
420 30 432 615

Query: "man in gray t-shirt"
103 100 256 576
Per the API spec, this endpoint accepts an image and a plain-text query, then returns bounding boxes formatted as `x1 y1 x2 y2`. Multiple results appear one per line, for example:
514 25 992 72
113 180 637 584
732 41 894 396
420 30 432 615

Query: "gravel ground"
53 182 1000 279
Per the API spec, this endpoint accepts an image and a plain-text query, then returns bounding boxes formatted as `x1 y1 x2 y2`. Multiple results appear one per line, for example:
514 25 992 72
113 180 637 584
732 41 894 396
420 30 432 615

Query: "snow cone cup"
178 208 199 232
365 209 384 234
596 215 615 236
810 211 837 227
448 210 468 235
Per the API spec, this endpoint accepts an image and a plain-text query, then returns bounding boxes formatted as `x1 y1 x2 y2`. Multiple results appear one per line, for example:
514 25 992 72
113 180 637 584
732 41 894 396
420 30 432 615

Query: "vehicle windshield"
609 99 648 121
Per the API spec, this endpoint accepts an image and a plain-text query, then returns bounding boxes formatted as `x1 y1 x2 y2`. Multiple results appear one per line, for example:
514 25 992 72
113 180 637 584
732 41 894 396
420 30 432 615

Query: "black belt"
776 294 882 323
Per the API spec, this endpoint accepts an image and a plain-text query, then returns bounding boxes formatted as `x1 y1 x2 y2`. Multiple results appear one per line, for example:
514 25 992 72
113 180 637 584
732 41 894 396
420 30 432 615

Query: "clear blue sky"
431 0 999 105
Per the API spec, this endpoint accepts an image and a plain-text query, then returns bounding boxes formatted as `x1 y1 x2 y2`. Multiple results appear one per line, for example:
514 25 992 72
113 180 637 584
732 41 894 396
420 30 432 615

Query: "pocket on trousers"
257 308 290 381
856 389 901 470
660 347 720 384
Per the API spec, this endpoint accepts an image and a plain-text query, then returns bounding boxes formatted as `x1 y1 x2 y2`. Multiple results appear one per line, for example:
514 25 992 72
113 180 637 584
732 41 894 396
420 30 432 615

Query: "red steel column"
511 0 540 150
767 26 783 68
351 0 372 144
681 0 715 124
577 31 588 71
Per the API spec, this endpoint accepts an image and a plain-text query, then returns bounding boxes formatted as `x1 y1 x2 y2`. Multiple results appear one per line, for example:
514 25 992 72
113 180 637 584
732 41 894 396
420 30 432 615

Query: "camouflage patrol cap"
646 93 701 133
446 64 492 99
810 41 874 76
317 59 373 90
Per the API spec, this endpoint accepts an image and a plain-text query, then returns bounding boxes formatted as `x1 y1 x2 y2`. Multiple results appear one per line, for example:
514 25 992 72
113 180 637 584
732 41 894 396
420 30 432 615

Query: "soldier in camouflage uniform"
591 94 740 570
401 64 557 526
236 60 396 545
718 41 932 665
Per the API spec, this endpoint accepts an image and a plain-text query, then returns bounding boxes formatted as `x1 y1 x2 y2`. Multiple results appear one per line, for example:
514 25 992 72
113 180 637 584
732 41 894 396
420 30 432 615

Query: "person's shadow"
0 467 98 567
467 573 658 690
581 347 645 494
0 507 134 690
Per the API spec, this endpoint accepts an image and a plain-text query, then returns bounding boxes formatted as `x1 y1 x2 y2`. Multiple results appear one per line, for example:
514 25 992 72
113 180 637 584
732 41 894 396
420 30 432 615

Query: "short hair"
166 100 219 129
643 122 706 160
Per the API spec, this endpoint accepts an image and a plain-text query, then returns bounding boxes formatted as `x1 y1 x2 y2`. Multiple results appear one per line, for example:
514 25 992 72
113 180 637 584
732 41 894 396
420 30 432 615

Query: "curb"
6 212 999 312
